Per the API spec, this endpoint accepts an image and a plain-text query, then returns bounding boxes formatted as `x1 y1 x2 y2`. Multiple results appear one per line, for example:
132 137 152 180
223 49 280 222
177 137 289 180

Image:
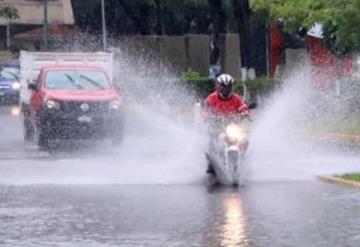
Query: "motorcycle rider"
202 74 250 175
203 74 249 117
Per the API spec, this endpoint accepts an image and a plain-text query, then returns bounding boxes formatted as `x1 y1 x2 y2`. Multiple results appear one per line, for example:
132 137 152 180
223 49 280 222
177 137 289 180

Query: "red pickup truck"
20 52 124 150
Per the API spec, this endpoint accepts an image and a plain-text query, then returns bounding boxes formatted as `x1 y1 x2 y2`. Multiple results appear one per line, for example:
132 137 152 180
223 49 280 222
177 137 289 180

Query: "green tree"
250 0 360 54
0 6 18 19
72 0 210 35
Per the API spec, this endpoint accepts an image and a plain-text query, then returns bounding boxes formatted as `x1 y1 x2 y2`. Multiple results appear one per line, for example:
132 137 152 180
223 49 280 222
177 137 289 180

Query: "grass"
306 114 360 136
340 173 360 182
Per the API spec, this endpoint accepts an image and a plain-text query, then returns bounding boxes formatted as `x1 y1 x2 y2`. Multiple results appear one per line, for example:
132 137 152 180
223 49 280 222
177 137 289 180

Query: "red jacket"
203 92 249 116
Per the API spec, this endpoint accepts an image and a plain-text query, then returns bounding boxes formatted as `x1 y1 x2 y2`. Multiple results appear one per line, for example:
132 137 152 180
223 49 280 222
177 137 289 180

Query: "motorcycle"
205 116 249 186
204 103 256 186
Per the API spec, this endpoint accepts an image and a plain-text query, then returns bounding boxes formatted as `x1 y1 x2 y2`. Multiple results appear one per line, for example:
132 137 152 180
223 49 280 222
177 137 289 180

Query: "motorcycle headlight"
45 99 61 110
12 81 21 90
225 124 247 143
109 100 121 110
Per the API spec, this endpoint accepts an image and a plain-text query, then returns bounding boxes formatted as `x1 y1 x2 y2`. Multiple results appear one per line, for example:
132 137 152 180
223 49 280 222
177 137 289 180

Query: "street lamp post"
43 0 48 49
101 0 107 51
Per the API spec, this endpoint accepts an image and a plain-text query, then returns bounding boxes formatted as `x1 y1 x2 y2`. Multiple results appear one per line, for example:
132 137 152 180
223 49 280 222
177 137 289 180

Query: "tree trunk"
154 0 164 35
208 0 226 65
232 0 252 69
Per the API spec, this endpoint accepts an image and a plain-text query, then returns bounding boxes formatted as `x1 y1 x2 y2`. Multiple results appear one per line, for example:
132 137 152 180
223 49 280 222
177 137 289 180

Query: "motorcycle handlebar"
205 114 250 121
204 114 253 126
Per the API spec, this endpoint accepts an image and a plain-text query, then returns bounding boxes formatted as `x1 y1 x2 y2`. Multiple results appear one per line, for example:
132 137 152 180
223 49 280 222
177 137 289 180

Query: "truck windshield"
45 70 110 90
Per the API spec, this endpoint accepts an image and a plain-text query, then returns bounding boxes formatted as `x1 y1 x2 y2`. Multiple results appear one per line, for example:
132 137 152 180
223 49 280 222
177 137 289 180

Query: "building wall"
118 34 240 77
159 36 187 73
283 48 308 78
0 0 74 25
0 34 242 77
0 51 17 65
187 35 210 76
221 34 241 78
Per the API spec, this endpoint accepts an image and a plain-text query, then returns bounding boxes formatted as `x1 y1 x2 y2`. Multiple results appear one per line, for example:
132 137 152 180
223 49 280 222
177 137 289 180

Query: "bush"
9 44 27 58
242 76 280 95
181 69 212 98
182 68 280 99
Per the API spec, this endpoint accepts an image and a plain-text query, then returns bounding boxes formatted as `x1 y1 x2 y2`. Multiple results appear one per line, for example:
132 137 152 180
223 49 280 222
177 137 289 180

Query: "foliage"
250 0 360 54
0 6 18 19
182 68 202 79
72 0 239 35
9 44 27 58
182 69 213 97
182 68 279 98
243 76 280 95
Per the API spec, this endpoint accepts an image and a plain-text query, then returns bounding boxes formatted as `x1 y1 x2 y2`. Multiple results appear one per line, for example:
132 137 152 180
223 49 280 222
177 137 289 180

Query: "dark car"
0 65 21 105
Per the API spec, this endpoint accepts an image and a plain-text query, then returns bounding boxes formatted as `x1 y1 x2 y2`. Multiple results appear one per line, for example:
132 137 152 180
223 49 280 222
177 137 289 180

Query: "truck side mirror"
28 82 37 91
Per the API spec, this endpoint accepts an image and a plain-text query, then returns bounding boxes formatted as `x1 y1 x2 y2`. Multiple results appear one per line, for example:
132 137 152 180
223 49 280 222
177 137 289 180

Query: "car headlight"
12 81 21 90
109 100 121 110
45 99 61 110
225 124 247 143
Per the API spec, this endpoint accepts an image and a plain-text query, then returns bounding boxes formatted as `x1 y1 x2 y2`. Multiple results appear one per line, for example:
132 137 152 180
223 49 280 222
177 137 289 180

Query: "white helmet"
216 74 234 98
216 74 234 86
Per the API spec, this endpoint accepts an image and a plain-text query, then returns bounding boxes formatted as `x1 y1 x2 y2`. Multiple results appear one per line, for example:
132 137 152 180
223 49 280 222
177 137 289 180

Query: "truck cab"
20 52 124 150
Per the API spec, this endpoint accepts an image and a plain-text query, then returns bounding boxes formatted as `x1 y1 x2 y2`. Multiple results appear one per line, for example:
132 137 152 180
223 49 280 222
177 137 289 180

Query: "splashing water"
2 36 360 185
247 65 360 181
0 44 209 185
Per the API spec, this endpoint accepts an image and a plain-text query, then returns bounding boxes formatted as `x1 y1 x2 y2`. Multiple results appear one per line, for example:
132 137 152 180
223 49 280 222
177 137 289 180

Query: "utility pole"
43 0 48 49
6 23 10 48
101 0 107 51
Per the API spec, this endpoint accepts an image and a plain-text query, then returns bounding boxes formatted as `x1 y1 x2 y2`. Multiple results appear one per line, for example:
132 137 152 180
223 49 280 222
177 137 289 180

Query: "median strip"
317 175 360 189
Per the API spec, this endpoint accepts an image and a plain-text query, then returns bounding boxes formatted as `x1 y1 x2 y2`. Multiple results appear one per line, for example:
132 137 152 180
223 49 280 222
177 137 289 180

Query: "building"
0 0 74 50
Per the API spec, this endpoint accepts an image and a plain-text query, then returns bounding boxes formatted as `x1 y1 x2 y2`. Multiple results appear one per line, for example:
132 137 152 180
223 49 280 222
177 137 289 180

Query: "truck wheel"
24 118 34 142
37 127 49 151
111 118 124 146
111 127 124 145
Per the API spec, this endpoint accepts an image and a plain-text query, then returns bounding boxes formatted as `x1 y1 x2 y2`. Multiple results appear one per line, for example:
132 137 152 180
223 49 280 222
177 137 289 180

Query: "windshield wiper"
64 73 84 89
79 74 106 89
2 71 19 79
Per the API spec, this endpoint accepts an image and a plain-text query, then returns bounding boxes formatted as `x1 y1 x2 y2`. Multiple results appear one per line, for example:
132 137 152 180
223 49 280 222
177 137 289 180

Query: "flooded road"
1 182 360 247
1 108 360 246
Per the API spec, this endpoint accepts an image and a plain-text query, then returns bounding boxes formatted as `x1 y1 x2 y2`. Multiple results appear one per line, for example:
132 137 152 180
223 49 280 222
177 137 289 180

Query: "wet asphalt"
0 107 360 247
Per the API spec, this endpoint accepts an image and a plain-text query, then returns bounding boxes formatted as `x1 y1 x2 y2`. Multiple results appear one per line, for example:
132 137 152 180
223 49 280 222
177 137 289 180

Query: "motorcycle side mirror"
248 102 257 109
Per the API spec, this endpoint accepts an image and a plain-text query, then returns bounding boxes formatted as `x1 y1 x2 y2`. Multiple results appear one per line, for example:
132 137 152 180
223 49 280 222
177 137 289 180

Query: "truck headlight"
12 81 21 90
45 99 61 110
109 100 121 110
225 124 247 143
11 106 21 116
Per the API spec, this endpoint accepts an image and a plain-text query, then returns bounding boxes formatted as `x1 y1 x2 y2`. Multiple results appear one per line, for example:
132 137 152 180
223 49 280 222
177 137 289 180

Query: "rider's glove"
239 111 249 117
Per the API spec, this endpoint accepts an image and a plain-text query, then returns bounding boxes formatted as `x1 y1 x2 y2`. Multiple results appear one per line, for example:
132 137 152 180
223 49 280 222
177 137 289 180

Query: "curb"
317 175 360 189
313 132 360 143
302 132 360 144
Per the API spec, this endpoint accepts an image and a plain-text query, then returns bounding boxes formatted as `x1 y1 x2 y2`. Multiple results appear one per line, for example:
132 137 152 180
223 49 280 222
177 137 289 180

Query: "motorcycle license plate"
77 115 92 122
